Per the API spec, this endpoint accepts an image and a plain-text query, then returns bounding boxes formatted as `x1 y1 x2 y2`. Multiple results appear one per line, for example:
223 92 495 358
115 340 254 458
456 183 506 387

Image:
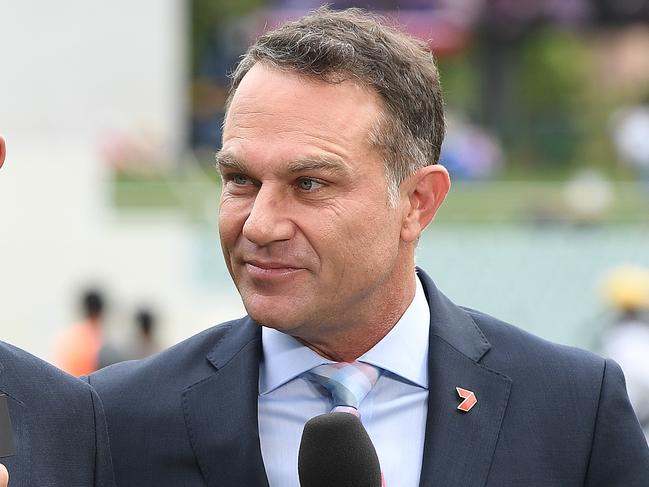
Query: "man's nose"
242 186 295 246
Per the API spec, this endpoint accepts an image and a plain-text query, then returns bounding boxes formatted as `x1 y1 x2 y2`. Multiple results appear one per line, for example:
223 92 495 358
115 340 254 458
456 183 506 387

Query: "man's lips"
243 260 306 277
245 259 303 270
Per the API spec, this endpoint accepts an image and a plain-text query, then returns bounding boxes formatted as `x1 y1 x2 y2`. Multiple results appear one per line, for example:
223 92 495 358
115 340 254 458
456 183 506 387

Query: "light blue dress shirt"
258 275 430 487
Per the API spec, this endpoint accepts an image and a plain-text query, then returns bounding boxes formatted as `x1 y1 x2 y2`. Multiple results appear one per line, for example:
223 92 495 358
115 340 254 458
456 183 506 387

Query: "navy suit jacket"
89 269 649 486
0 341 115 486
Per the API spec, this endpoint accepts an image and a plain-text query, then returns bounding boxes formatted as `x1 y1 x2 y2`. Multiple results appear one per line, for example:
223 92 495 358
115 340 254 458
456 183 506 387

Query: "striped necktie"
305 361 382 417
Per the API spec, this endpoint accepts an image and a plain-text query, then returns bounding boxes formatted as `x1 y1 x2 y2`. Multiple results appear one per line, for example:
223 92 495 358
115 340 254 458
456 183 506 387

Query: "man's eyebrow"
215 152 351 176
214 151 246 173
286 156 350 175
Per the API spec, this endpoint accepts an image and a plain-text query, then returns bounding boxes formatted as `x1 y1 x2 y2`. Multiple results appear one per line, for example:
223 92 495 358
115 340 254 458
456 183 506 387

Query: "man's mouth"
243 260 305 277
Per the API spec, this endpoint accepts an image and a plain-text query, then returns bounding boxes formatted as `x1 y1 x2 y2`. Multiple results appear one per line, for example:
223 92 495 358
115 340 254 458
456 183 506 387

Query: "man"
0 139 115 486
53 288 108 376
88 8 649 486
125 307 162 360
600 265 649 441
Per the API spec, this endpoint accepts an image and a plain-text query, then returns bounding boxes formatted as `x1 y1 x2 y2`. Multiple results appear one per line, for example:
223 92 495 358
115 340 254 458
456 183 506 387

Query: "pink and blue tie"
305 361 382 417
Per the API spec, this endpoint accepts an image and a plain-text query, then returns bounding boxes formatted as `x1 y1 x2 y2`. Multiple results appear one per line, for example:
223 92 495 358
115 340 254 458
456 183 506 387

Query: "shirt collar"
259 274 430 394
358 276 429 388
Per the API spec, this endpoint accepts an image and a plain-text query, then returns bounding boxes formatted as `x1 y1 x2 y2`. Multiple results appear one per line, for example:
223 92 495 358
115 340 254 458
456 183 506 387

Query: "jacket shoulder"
0 341 96 405
462 307 606 374
88 318 253 396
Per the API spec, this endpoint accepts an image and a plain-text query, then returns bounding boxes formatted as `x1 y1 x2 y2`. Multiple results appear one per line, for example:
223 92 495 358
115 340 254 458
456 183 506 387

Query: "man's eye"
233 175 250 185
298 179 323 191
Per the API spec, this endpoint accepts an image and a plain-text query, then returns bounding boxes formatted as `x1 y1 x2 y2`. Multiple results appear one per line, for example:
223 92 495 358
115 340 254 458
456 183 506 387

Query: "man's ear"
400 164 450 243
0 137 5 169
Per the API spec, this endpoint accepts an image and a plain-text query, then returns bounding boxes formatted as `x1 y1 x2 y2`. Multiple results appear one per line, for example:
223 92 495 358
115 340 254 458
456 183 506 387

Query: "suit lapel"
182 319 269 487
417 270 512 487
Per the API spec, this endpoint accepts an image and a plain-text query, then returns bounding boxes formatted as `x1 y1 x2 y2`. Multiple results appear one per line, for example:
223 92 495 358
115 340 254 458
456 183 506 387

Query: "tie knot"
305 362 382 411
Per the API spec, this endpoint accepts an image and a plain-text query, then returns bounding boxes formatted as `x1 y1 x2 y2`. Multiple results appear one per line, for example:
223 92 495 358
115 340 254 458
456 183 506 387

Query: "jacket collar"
416 268 511 487
417 268 491 362
182 317 269 487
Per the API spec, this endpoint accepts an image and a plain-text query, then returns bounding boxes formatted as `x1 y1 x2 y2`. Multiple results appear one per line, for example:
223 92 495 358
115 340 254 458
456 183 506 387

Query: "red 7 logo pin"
456 387 477 412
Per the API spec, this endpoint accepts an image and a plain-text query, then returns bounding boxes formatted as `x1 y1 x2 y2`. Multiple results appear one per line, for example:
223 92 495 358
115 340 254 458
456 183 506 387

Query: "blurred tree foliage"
438 54 480 120
191 0 264 76
440 27 606 177
516 30 590 170
519 30 588 114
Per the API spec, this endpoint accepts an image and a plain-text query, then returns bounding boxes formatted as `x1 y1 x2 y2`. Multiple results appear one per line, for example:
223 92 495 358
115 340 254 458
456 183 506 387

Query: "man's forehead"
227 63 381 114
219 63 387 181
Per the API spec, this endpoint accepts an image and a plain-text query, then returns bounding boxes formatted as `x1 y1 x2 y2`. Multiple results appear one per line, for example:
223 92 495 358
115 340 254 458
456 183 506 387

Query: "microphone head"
298 412 382 487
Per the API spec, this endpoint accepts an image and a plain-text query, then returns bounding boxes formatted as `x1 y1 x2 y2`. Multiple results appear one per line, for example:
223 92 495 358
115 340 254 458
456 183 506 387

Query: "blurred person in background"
98 337 126 371
86 8 648 486
52 288 107 376
600 265 649 442
611 95 649 197
0 136 115 486
100 306 163 366
125 307 162 360
439 111 503 180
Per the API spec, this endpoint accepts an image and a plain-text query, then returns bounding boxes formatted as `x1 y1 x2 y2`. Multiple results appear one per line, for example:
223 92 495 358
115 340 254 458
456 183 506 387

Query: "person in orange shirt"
53 289 106 376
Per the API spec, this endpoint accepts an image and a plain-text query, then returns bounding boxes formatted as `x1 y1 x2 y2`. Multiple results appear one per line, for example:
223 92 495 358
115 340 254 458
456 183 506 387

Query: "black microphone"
298 412 382 487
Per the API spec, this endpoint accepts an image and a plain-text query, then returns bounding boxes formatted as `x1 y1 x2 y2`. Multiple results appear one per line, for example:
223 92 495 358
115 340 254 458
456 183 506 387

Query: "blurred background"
1 0 649 372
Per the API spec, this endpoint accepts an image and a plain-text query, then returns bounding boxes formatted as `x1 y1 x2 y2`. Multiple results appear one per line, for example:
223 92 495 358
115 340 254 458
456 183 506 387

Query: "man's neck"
295 272 418 361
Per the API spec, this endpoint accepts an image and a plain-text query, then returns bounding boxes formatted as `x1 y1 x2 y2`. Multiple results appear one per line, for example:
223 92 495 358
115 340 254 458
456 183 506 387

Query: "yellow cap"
601 265 649 311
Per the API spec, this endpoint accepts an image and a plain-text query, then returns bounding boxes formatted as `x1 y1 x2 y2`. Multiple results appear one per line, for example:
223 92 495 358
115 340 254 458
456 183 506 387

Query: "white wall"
0 0 186 160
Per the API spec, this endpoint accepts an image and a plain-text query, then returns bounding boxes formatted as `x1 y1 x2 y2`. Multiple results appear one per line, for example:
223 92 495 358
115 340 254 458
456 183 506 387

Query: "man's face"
218 64 412 341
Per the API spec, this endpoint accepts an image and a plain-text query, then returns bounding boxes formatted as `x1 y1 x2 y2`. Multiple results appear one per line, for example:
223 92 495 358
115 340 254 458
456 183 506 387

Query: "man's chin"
244 301 301 332
240 287 322 332
249 311 291 328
